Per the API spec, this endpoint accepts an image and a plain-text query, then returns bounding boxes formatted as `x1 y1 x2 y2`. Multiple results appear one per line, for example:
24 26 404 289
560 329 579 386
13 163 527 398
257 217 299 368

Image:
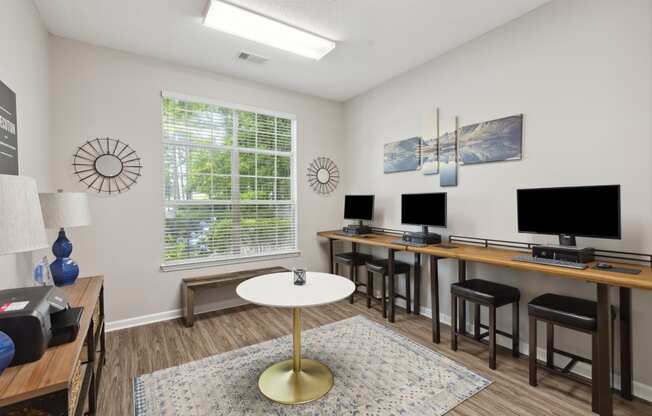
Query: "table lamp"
0 175 48 373
39 191 91 286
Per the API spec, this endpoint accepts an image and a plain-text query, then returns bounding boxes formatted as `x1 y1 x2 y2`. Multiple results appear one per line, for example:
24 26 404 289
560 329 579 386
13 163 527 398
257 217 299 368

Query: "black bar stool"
365 258 411 318
528 293 615 414
451 279 520 370
334 252 374 303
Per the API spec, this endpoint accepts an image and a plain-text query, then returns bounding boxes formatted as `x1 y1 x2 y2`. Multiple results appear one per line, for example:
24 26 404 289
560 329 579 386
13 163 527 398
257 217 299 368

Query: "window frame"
160 90 299 271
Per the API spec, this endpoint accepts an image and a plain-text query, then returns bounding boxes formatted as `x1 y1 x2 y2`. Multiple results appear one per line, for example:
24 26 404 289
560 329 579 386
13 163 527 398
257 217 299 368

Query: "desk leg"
100 285 106 366
388 248 396 323
329 239 334 274
620 287 633 400
414 253 421 316
458 260 467 335
596 284 613 416
429 256 440 343
350 242 358 304
87 318 97 415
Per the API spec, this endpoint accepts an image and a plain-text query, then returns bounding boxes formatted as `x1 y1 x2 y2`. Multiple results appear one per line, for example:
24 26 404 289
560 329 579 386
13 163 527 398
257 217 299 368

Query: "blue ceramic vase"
50 228 80 286
0 331 15 374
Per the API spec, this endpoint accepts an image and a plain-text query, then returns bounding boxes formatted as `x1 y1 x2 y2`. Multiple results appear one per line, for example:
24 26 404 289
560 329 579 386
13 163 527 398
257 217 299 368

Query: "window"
161 92 297 269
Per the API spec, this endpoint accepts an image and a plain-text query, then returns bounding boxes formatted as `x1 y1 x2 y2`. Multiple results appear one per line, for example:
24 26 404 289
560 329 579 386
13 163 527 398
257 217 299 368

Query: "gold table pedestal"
258 308 334 404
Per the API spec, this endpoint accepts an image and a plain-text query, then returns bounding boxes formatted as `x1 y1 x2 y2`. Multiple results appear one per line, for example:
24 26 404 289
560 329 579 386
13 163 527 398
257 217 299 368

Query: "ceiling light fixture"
203 0 336 60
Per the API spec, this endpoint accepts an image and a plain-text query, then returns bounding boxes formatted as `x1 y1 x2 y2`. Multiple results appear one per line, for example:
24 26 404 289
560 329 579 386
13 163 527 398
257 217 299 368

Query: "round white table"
236 272 355 405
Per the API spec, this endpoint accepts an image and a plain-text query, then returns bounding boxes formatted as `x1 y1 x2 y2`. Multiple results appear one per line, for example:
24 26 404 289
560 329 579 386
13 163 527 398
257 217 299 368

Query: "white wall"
344 0 652 394
49 37 345 324
24 0 652 397
0 0 52 289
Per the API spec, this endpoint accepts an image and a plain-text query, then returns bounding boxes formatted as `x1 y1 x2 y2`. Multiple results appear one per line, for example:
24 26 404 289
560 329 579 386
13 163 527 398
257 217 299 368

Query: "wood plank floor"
98 298 650 415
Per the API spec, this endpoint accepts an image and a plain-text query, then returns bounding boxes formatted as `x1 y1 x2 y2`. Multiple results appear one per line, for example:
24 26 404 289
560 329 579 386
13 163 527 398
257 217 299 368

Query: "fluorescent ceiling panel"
203 0 336 60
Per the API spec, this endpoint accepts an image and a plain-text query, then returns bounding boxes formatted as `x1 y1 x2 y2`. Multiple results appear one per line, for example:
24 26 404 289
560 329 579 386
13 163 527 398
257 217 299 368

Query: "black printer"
0 286 83 366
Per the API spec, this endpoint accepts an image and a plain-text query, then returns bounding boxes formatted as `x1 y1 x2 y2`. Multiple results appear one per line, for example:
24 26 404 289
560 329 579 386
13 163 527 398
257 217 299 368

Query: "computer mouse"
596 262 612 269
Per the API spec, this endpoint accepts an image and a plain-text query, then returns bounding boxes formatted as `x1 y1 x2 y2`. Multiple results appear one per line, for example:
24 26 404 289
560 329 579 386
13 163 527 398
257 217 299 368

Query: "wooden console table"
0 276 106 416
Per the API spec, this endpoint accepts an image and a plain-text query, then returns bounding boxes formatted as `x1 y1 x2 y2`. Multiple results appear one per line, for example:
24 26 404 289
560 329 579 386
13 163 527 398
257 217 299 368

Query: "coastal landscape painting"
421 109 439 175
458 114 523 165
421 138 438 175
384 137 421 173
439 130 457 186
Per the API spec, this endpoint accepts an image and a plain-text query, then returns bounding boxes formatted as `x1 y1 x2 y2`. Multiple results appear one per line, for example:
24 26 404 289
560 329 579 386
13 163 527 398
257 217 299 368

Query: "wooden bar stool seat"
334 252 375 304
528 293 616 414
451 279 520 370
365 258 411 318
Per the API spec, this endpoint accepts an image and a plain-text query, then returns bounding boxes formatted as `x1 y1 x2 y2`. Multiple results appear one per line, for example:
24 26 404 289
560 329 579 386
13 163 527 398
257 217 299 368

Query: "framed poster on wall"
0 80 18 175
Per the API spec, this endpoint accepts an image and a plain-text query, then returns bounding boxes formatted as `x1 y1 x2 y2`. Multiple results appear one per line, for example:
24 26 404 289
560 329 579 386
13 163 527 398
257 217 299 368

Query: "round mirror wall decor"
307 157 339 195
73 137 143 195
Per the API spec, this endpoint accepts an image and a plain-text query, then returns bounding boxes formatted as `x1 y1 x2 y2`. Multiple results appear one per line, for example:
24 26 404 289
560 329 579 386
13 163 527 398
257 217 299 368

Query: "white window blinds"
162 93 297 267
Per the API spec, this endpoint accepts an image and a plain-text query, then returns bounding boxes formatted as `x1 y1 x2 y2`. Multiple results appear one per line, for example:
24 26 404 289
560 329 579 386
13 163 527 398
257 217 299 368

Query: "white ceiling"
34 0 549 101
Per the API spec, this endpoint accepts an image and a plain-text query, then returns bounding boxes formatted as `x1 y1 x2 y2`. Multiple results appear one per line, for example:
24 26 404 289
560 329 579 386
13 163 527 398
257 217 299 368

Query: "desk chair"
365 258 412 319
528 293 616 414
334 252 374 303
451 279 520 369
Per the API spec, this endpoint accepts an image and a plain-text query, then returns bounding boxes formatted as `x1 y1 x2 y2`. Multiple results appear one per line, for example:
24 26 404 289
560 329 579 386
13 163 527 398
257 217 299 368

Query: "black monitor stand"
558 234 576 247
404 225 441 245
343 220 372 235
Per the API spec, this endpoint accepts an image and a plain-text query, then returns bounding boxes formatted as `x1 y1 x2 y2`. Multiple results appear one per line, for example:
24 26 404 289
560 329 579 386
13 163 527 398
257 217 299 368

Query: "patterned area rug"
134 315 490 415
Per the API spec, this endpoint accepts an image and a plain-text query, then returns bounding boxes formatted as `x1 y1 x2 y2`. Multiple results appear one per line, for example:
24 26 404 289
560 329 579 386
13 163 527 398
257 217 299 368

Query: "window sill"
160 250 301 272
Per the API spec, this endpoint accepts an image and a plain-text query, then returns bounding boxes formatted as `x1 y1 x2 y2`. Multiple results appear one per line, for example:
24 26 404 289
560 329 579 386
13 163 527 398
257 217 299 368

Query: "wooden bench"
182 266 289 327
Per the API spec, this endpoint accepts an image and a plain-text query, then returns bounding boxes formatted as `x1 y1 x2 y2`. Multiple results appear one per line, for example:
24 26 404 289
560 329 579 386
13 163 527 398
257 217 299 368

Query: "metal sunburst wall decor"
73 137 143 195
307 157 339 195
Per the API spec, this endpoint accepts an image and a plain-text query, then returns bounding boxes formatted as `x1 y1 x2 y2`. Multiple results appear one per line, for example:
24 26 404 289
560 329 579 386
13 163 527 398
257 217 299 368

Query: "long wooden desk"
0 276 105 415
318 230 652 416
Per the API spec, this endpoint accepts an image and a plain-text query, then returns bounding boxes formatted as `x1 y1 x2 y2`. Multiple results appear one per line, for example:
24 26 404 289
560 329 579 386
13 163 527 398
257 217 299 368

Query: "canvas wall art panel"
458 114 523 165
383 137 421 173
0 80 18 175
421 109 439 175
439 116 458 187
421 138 438 175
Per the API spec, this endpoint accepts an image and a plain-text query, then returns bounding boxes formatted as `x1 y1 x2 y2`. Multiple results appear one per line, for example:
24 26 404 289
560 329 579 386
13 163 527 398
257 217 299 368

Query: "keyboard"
391 239 426 247
511 255 588 270
335 231 370 237
390 240 458 248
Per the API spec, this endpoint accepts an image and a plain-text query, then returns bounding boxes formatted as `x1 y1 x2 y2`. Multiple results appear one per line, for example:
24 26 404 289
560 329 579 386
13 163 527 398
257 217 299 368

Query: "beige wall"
343 0 652 397
49 37 346 325
0 0 52 289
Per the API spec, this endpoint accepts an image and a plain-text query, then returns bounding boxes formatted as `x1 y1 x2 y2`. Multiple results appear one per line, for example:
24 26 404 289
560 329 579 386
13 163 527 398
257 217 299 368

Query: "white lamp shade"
39 192 92 229
0 175 48 255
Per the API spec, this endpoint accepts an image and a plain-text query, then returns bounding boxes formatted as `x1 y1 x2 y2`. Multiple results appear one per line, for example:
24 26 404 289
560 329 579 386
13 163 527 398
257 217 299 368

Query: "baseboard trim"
106 309 182 332
416 304 652 403
106 299 251 332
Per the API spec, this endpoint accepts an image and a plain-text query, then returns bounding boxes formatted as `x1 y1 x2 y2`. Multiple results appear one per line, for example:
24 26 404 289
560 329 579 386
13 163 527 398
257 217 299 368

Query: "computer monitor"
344 195 374 222
517 185 621 246
401 193 447 234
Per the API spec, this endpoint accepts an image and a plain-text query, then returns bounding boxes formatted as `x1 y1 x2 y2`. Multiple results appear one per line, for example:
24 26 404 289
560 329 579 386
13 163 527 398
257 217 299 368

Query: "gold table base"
258 308 334 404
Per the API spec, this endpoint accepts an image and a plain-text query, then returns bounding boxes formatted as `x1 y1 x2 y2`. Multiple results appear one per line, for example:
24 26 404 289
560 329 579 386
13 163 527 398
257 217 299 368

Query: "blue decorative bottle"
0 331 15 374
50 228 80 286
